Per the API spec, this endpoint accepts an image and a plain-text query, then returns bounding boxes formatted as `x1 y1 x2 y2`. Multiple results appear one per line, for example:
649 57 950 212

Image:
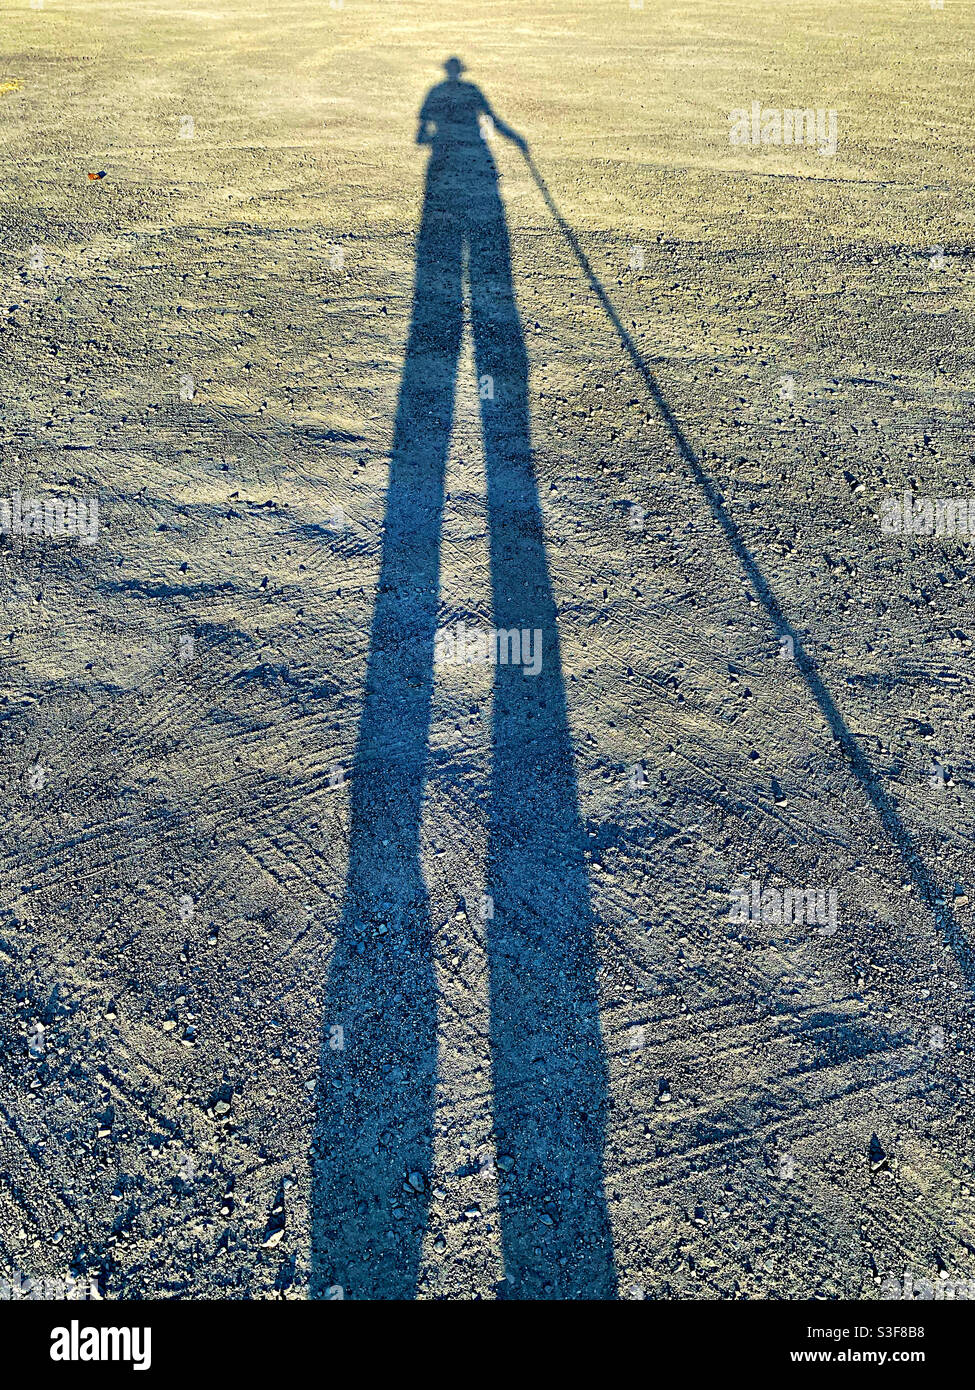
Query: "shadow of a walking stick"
519 146 967 984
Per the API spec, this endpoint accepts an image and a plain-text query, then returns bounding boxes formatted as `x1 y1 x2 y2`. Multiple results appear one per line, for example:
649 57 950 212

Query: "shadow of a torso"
421 78 494 147
420 78 500 200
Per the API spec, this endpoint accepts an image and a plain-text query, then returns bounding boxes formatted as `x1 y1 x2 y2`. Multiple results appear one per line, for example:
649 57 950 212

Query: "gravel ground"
1 0 974 1300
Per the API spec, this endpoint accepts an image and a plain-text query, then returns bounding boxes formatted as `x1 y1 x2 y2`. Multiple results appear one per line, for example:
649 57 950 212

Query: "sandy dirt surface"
1 0 974 1300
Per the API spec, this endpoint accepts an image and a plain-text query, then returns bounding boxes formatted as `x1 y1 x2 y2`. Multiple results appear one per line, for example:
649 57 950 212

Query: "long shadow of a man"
311 57 617 1300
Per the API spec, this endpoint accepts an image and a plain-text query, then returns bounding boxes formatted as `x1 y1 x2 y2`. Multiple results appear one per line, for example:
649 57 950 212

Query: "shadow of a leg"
469 177 618 1299
310 167 462 1299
